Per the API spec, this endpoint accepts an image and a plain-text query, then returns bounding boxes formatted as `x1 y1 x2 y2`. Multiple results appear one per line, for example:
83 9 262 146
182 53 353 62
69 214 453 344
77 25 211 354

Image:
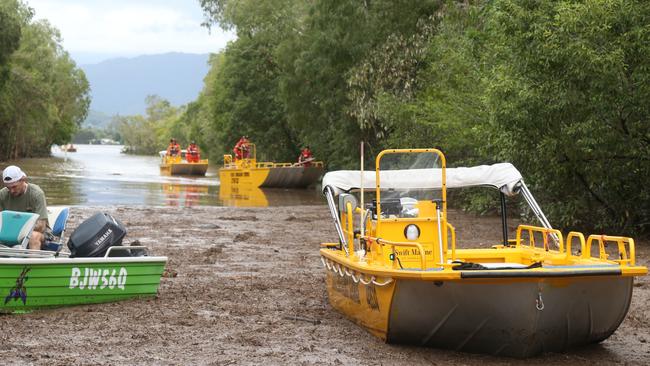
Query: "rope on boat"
336 263 345 277
359 275 373 285
321 257 333 271
321 257 393 287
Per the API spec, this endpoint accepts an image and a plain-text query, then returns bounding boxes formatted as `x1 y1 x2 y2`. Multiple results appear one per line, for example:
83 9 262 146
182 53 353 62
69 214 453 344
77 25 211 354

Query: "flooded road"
0 144 323 207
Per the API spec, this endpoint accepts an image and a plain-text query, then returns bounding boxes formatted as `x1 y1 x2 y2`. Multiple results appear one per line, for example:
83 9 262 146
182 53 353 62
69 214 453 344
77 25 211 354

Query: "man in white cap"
0 165 49 249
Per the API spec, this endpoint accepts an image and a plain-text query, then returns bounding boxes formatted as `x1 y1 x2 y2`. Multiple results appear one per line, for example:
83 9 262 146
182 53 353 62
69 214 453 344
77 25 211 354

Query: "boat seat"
43 206 70 252
0 210 40 249
47 206 70 240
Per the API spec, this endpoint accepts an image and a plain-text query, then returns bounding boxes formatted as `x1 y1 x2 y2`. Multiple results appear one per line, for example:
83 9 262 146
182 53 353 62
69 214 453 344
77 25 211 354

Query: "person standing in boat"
297 146 314 167
0 166 50 250
233 136 250 160
166 138 181 157
186 141 201 163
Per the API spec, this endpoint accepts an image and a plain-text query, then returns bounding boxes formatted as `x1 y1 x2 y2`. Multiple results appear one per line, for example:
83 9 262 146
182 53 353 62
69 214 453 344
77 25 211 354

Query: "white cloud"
26 0 235 62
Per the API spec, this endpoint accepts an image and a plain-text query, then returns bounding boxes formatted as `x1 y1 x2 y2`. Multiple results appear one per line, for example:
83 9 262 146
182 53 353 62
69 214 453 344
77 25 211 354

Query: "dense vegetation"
7 0 645 236
165 0 647 235
0 0 90 160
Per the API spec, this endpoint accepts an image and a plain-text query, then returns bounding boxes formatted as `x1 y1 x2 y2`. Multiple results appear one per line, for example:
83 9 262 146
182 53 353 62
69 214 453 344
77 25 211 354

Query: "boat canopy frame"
322 162 554 249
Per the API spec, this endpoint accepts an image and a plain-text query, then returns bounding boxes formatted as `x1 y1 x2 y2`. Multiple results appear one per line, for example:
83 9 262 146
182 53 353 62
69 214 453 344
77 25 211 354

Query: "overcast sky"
27 0 235 65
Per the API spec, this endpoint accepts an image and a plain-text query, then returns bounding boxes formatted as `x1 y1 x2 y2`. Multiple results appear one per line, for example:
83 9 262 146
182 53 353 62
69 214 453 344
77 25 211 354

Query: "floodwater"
0 144 323 207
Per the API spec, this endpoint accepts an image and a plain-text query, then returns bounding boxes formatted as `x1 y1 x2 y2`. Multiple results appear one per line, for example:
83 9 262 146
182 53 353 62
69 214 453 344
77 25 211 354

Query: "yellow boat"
320 148 647 358
219 143 323 189
159 150 209 176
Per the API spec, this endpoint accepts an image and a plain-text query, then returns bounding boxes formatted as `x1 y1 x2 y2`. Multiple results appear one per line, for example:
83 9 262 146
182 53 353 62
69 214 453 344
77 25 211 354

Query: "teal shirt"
0 183 48 222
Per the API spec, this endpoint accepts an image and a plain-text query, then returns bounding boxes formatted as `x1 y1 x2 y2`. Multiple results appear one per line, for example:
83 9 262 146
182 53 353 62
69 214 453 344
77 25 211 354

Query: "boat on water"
0 208 167 313
219 143 323 189
320 148 647 357
159 150 209 176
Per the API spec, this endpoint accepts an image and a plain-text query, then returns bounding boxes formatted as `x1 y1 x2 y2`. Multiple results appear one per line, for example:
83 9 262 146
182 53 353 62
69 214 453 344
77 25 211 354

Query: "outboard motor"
67 213 127 258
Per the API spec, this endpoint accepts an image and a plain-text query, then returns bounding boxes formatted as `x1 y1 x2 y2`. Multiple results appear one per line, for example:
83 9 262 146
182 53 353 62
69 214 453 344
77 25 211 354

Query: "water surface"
1 145 322 207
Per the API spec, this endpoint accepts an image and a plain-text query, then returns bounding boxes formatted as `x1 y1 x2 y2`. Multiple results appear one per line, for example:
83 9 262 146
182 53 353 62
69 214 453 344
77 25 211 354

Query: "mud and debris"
0 205 648 365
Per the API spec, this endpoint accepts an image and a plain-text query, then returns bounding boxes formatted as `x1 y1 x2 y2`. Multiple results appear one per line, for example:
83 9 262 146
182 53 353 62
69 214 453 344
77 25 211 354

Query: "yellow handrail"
515 225 564 252
585 235 636 266
224 154 325 169
565 231 586 260
363 236 427 270
447 222 456 261
346 201 355 256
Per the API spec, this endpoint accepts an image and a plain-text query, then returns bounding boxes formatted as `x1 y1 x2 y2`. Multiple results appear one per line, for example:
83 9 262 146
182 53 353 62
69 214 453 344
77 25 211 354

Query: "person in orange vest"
186 141 201 163
233 136 250 160
166 138 181 157
297 146 314 167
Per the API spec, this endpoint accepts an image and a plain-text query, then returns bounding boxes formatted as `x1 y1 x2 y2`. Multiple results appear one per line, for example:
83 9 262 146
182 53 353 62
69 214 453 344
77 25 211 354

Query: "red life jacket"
168 143 180 156
187 145 199 156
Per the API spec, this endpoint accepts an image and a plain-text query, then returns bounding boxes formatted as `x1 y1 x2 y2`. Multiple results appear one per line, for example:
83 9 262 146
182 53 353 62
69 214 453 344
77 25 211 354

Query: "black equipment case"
67 213 127 257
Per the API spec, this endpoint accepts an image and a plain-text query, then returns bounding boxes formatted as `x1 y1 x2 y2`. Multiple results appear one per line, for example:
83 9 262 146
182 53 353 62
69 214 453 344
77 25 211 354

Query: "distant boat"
159 150 209 176
219 143 324 189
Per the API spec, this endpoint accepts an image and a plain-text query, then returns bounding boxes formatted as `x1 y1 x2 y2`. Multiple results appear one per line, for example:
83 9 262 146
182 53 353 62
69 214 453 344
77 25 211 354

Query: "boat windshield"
374 150 444 219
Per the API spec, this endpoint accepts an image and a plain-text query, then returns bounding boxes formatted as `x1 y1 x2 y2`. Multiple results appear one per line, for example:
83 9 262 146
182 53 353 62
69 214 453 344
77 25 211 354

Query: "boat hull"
160 161 208 176
219 166 323 189
388 277 632 357
0 256 167 313
324 263 634 357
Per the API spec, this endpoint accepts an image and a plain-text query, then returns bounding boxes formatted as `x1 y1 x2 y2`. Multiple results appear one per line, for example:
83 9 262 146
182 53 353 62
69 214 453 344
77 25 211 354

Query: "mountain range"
80 52 210 126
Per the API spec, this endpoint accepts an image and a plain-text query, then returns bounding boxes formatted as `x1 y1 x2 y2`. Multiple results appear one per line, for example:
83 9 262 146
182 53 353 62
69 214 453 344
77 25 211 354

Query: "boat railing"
447 222 457 261
516 225 638 267
565 232 586 259
0 246 64 258
342 201 355 255
515 225 565 253
224 160 325 169
258 161 325 168
585 234 636 266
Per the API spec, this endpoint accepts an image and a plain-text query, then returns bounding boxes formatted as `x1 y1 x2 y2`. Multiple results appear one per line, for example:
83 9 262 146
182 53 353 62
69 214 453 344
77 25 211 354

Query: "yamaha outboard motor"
67 213 127 258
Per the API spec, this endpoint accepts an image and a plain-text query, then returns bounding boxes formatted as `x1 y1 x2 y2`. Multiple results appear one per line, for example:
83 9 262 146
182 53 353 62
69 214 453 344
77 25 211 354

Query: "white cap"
3 165 26 184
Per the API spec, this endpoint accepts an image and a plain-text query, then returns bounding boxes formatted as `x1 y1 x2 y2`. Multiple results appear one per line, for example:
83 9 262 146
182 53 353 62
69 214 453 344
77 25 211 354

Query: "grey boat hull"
260 166 323 188
387 276 633 357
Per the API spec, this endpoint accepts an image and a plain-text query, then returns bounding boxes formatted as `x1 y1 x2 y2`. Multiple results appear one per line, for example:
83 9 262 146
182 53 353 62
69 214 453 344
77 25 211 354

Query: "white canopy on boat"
322 163 523 196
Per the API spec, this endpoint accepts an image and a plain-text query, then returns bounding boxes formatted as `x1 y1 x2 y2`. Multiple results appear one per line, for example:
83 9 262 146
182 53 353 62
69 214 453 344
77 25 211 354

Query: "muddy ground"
0 205 648 365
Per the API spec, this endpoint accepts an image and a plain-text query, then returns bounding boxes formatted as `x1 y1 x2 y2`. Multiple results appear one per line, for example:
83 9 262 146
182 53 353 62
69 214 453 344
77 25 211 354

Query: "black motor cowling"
67 213 127 258
368 198 402 218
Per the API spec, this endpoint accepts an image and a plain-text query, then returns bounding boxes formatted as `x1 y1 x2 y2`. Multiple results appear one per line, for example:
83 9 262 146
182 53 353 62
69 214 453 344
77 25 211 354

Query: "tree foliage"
0 0 89 160
481 0 650 233
117 95 183 155
133 0 650 236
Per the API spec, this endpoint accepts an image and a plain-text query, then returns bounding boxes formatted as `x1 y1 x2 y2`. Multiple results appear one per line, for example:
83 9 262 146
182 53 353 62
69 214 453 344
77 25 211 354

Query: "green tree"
0 0 89 160
0 4 21 89
118 95 181 154
482 0 650 233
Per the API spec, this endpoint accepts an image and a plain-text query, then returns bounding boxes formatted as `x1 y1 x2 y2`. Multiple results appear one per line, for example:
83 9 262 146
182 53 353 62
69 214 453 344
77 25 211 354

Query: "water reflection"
0 145 323 207
219 184 268 207
219 185 323 207
162 184 213 207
